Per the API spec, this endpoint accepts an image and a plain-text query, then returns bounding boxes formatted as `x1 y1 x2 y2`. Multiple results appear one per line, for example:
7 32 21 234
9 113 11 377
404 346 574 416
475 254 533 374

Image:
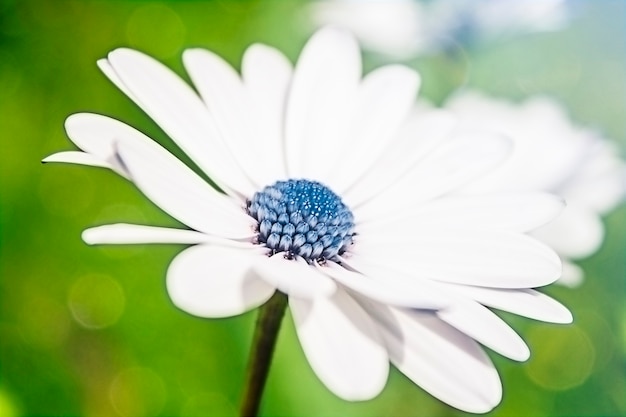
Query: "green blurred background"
0 0 624 416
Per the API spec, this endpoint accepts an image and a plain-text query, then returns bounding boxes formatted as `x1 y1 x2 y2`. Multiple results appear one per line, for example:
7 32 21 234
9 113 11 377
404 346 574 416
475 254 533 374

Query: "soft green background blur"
1 0 624 416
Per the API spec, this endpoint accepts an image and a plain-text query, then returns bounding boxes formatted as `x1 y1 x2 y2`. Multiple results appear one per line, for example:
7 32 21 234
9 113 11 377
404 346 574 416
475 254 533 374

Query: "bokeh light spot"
126 4 186 59
525 324 595 391
68 274 125 329
109 367 167 417
19 293 71 349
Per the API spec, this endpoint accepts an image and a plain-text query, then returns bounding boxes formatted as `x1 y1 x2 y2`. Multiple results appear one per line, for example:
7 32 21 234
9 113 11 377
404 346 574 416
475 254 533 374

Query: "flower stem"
240 291 288 417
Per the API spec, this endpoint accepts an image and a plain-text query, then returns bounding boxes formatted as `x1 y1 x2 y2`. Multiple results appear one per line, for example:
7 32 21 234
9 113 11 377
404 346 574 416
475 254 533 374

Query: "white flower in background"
445 91 626 287
44 28 572 413
308 0 572 59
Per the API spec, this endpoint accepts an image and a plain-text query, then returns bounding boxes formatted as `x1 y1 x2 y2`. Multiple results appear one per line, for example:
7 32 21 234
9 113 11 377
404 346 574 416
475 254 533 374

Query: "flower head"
445 91 626 286
45 28 572 413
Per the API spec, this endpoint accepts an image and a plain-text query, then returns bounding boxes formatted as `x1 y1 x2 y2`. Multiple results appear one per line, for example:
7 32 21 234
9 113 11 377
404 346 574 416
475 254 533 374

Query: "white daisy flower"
44 28 572 413
445 90 626 287
308 0 572 59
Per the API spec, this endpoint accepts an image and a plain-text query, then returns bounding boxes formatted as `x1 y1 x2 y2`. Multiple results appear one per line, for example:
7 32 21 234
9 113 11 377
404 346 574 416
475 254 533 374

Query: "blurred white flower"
445 91 626 286
308 0 572 58
45 28 572 413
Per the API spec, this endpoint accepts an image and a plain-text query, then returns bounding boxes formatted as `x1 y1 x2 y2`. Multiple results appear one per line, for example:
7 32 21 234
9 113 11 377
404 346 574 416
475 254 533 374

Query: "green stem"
240 291 288 417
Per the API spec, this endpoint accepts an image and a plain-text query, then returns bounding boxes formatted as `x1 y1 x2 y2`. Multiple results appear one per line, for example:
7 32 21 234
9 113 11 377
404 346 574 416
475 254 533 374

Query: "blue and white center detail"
247 179 356 263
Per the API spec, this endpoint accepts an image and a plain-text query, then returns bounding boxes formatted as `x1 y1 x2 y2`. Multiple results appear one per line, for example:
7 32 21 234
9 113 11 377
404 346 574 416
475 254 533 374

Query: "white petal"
241 44 293 182
359 192 564 235
354 132 513 222
343 109 458 207
103 48 256 198
439 283 573 323
436 301 530 361
97 59 137 101
82 223 253 247
352 229 562 288
365 303 501 413
285 27 361 179
114 137 257 239
557 260 584 287
319 262 451 310
167 245 275 318
327 65 421 193
61 113 181 179
42 151 114 170
531 203 604 259
252 255 336 298
290 288 388 400
183 49 267 188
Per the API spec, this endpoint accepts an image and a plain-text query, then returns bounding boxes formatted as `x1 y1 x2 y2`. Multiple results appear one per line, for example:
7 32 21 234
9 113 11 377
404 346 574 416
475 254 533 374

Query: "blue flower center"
247 179 355 263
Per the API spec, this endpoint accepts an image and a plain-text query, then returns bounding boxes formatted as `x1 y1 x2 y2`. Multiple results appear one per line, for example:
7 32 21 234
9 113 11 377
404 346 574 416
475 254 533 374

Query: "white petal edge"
531 203 604 259
103 48 257 199
183 48 266 189
436 301 530 361
43 151 115 171
114 137 257 239
252 255 336 299
438 283 573 323
167 245 275 318
357 192 565 234
354 132 513 222
82 223 254 247
325 64 421 194
289 288 388 400
285 27 361 179
351 229 562 288
319 262 451 310
241 43 293 183
342 109 458 207
364 302 502 413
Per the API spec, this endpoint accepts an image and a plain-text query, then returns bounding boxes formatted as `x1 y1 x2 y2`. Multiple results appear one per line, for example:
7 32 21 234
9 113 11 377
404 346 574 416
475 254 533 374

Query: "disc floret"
247 179 355 263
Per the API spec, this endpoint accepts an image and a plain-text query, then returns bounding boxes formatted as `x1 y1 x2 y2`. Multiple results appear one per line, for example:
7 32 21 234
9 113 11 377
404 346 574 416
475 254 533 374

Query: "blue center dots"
247 179 356 263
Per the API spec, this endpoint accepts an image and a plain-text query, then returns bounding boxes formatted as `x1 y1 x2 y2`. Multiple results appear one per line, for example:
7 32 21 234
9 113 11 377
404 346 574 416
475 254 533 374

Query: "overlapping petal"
113 136 256 239
365 302 502 413
290 288 388 400
167 245 275 318
102 48 256 199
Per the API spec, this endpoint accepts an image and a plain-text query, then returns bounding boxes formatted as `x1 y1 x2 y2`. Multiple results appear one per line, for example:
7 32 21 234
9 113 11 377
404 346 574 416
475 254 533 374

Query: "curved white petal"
252 255 336 299
531 203 604 259
557 260 584 287
364 302 502 413
290 288 388 400
183 49 267 188
354 132 513 222
114 137 257 239
436 301 530 361
60 113 184 179
103 48 256 198
327 65 421 193
167 245 275 318
42 151 115 170
343 109 458 207
319 262 451 310
439 283 573 323
97 58 137 101
358 192 564 234
351 230 562 288
241 43 293 183
82 223 253 247
285 27 361 179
